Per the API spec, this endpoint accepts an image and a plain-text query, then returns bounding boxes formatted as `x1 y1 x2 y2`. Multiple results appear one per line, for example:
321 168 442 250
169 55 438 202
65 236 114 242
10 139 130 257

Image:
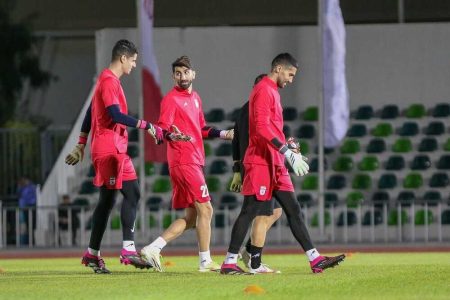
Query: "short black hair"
271 53 298 70
172 55 192 73
111 39 138 62
254 74 266 85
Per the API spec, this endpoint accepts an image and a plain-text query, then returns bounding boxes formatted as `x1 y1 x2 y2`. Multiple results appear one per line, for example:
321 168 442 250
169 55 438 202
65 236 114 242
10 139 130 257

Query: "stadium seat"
205 108 225 122
380 105 399 119
346 191 364 208
283 107 298 121
347 124 367 137
128 128 138 142
410 155 431 170
214 213 228 228
296 124 315 139
332 156 353 172
388 210 408 225
160 163 170 176
362 210 383 226
392 138 412 153
432 103 450 118
425 121 445 136
303 106 318 121
372 191 390 207
405 104 426 119
441 210 450 225
327 175 347 190
314 146 335 155
340 139 360 154
372 123 393 137
352 174 372 190
325 193 339 207
163 213 176 229
397 191 416 206
204 142 212 157
358 156 379 171
337 211 358 226
415 210 434 225
145 162 155 176
429 173 449 188
146 196 162 211
423 191 442 206
302 175 318 190
127 144 139 158
367 138 386 153
73 198 89 207
403 173 423 189
227 108 241 122
209 159 228 174
79 180 98 194
444 138 450 152
110 215 121 230
437 155 450 170
385 155 405 170
283 125 292 137
354 105 374 120
87 165 95 177
311 211 331 227
309 158 328 173
418 137 438 152
297 193 314 207
219 194 239 210
215 142 232 156
152 177 171 193
378 174 397 189
398 122 419 137
206 176 221 192
299 140 309 155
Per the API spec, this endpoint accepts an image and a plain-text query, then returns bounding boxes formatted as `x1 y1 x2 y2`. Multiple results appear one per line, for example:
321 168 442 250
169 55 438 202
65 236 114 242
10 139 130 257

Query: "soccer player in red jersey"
140 56 233 272
65 40 165 274
221 53 345 275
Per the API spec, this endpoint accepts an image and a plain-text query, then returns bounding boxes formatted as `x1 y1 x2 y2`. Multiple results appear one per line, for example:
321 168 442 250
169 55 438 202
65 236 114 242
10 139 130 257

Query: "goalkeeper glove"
229 172 242 192
147 123 164 144
279 145 309 176
65 144 85 165
220 129 234 140
168 125 192 141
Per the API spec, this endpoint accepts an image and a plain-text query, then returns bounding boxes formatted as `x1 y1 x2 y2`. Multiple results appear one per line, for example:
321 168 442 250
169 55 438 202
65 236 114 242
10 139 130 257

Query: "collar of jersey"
174 85 193 96
261 76 278 90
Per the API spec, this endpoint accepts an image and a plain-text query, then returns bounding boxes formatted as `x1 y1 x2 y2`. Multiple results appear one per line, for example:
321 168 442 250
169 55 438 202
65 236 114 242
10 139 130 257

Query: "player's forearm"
201 126 222 139
107 105 154 131
80 103 92 136
255 122 283 150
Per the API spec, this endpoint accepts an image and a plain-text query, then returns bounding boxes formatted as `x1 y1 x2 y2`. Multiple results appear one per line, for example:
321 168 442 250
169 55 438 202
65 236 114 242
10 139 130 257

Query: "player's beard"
178 79 192 90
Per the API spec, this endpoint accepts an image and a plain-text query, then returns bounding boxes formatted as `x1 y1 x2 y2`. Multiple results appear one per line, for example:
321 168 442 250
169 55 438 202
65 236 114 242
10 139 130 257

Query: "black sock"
245 238 252 252
249 245 263 269
89 187 117 250
120 180 140 241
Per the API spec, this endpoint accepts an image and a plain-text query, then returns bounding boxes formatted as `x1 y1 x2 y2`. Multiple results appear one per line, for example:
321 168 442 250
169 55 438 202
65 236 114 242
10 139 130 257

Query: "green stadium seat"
206 176 221 192
163 213 177 229
219 194 239 210
205 108 225 122
110 215 121 230
385 155 405 170
444 138 450 152
311 211 331 227
352 174 372 190
283 107 298 121
297 193 314 207
297 125 315 139
380 105 399 119
325 193 339 207
429 173 449 188
358 156 379 171
204 142 212 157
415 210 434 225
327 175 346 190
410 155 431 170
425 121 445 136
332 156 353 172
299 140 309 155
388 210 408 226
372 123 393 137
347 124 367 137
362 210 383 225
283 125 292 137
346 191 364 208
215 143 232 156
423 191 442 206
403 173 423 189
128 128 138 142
392 138 412 153
367 138 386 153
146 196 162 211
302 175 318 190
127 144 139 158
145 162 155 176
418 137 438 152
309 158 328 173
152 177 171 193
79 180 98 194
354 105 374 120
398 122 419 136
378 174 397 189
87 165 95 177
405 104 426 118
432 103 450 118
210 159 228 174
441 210 450 225
160 163 170 175
397 191 416 206
437 155 450 170
303 106 318 121
340 139 360 154
337 211 357 226
227 108 241 122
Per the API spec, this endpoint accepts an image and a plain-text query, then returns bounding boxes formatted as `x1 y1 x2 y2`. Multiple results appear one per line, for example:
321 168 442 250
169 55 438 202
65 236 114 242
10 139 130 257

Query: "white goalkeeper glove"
220 129 234 140
65 144 85 165
279 145 309 176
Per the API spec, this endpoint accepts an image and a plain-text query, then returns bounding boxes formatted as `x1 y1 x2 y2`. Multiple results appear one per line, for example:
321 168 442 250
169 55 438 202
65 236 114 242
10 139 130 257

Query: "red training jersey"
90 69 129 154
243 76 285 166
158 86 207 167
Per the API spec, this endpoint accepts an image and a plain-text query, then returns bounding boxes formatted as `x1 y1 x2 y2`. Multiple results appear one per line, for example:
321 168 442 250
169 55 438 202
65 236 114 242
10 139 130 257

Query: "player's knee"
196 201 213 218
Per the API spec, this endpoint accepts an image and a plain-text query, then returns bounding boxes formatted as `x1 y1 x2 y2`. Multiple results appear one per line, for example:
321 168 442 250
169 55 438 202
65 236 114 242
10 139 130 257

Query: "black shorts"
243 195 274 216
241 166 280 212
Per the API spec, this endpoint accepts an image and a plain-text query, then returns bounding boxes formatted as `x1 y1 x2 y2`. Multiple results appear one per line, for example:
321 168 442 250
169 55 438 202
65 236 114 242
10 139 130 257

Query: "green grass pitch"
0 253 449 299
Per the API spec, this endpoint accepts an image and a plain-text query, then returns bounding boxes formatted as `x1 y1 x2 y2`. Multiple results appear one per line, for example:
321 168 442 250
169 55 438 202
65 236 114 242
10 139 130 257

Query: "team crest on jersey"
109 177 116 186
194 98 199 108
259 186 267 196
